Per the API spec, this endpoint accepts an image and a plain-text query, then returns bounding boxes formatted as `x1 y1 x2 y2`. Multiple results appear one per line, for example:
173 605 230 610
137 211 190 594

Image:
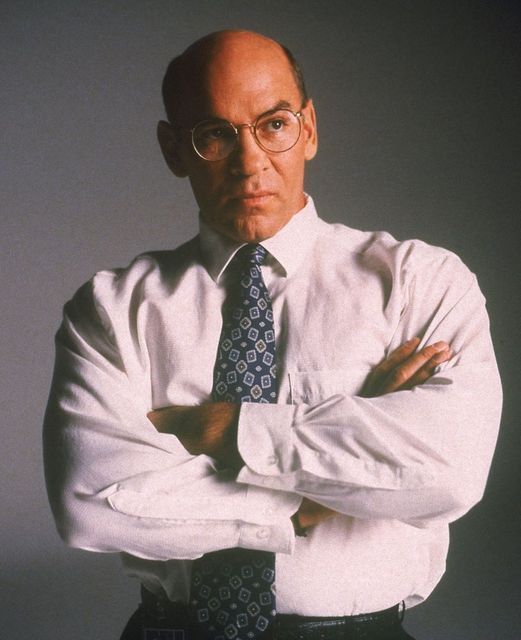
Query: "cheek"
277 156 306 190
188 168 223 204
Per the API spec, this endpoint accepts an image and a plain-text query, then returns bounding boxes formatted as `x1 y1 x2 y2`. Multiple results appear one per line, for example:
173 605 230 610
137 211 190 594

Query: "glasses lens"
192 120 237 161
255 110 301 153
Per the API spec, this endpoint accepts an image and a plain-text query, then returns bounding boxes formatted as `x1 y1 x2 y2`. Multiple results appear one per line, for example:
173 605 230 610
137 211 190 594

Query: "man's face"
159 33 317 243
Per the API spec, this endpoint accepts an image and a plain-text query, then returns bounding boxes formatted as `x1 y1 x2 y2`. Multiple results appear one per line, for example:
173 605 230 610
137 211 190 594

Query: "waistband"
273 605 403 639
141 587 405 639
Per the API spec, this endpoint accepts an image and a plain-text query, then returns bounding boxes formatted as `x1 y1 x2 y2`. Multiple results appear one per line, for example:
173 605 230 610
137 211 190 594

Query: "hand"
296 497 338 529
147 402 241 469
294 337 453 532
362 337 453 396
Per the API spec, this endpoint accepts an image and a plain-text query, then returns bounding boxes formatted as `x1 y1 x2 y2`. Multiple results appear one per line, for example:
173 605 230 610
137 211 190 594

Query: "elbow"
55 515 90 550
408 473 486 527
55 513 101 551
446 474 487 520
49 489 119 553
440 483 484 522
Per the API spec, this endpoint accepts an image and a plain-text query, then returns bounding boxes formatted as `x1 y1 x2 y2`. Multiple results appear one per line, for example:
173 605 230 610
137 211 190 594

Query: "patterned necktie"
190 244 277 640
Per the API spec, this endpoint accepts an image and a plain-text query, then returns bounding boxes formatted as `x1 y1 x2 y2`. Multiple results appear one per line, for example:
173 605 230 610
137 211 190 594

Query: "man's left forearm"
148 402 242 469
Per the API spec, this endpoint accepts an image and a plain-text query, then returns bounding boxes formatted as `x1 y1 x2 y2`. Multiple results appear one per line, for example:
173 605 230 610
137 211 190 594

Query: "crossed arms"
43 252 502 561
148 338 453 528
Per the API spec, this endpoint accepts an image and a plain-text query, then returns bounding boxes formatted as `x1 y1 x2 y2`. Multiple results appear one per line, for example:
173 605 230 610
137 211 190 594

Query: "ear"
157 120 189 177
302 99 318 161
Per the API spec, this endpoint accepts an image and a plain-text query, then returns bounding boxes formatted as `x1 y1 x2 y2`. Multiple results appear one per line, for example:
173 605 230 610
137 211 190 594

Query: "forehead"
178 36 301 124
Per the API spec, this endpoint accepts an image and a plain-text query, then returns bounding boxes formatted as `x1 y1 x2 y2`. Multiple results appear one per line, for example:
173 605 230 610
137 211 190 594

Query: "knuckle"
432 351 450 365
421 345 437 358
392 344 408 357
414 370 430 383
387 369 406 387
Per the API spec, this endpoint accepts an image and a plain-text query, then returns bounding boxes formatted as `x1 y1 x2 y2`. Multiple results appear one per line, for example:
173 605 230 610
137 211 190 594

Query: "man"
44 30 502 640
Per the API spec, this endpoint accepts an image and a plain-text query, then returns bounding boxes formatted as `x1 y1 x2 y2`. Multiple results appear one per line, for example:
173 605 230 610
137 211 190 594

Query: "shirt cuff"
238 518 295 554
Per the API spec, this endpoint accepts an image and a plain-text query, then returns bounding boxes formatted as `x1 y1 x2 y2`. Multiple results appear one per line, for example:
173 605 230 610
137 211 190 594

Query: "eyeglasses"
184 108 304 162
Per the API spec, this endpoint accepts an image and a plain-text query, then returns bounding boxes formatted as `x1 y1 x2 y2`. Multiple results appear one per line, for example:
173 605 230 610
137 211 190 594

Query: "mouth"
232 192 275 207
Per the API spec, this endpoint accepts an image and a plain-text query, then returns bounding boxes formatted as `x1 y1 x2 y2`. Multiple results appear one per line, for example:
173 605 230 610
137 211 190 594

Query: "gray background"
2 1 520 638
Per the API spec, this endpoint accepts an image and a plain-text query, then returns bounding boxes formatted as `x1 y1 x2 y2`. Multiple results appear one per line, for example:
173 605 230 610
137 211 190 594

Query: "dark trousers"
119 603 417 640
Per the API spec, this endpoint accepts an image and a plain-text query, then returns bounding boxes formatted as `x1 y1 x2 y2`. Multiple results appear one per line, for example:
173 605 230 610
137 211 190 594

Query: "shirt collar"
200 195 321 283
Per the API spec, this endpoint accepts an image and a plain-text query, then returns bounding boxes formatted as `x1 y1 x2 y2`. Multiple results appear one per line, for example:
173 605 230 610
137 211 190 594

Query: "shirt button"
257 527 269 539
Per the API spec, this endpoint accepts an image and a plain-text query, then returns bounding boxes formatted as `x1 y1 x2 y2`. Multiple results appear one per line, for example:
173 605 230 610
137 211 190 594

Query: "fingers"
366 337 420 390
377 337 421 375
394 347 453 390
380 341 452 394
297 498 338 528
146 405 191 434
364 337 421 395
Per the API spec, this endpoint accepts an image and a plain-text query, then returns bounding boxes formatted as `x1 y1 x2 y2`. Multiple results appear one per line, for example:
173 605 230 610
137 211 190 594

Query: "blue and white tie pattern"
190 244 277 640
213 244 277 404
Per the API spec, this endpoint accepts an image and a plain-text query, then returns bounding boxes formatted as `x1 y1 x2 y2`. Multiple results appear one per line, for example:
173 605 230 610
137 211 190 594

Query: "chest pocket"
288 367 369 404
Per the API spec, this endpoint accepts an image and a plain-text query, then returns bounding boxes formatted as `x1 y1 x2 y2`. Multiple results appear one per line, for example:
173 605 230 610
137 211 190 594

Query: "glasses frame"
185 108 305 162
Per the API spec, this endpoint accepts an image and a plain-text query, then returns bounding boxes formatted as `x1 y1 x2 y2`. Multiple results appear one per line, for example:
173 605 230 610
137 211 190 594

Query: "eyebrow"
178 100 297 129
267 100 293 112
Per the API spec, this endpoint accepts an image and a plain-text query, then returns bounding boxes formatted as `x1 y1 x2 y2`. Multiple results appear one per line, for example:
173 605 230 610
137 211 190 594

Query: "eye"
199 126 227 141
193 121 235 146
257 111 293 137
267 118 285 131
209 127 228 139
264 116 290 133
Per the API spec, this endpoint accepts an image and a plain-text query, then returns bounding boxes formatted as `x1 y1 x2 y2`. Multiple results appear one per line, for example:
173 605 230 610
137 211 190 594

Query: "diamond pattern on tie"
212 244 277 405
191 548 275 640
190 244 277 640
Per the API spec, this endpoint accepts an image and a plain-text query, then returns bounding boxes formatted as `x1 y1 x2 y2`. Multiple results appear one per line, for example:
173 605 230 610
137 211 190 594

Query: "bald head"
156 29 317 243
161 30 308 124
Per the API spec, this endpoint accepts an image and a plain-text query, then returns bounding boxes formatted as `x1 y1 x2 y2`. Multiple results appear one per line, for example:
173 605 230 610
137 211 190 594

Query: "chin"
230 218 281 243
227 207 293 243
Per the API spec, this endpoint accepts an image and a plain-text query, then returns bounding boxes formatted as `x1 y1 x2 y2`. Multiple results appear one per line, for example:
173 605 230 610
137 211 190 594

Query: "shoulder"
64 236 201 326
317 219 474 286
94 236 200 296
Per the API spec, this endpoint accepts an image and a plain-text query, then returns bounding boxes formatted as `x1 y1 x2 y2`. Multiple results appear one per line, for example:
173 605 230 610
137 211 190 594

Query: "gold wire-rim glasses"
182 107 305 161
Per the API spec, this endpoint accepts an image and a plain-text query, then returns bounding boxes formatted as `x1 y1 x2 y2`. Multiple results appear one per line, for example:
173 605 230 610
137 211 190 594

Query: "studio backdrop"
2 2 519 639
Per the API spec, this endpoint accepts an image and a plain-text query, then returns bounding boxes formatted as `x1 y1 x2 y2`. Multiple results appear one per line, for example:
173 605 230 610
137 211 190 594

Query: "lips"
235 191 274 199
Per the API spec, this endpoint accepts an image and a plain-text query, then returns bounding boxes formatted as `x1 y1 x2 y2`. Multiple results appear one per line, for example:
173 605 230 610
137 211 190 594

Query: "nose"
229 125 269 177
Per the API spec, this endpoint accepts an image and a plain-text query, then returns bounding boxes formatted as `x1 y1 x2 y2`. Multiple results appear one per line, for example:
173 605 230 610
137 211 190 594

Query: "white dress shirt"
44 196 502 616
